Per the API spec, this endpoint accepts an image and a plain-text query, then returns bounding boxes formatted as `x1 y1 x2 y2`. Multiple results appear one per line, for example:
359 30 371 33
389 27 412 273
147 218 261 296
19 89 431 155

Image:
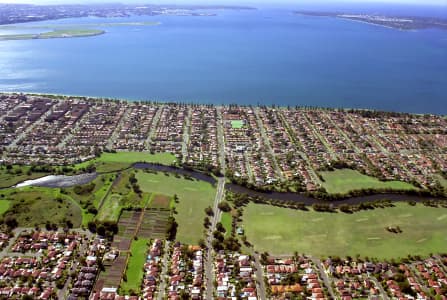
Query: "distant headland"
295 11 447 31
0 3 256 26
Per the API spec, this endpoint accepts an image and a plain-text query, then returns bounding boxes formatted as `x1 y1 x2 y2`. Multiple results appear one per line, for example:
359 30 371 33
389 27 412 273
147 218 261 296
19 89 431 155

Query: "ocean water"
0 8 446 114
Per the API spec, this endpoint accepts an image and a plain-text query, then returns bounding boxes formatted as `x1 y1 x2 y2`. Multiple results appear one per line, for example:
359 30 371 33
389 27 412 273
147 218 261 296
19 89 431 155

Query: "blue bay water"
0 9 446 114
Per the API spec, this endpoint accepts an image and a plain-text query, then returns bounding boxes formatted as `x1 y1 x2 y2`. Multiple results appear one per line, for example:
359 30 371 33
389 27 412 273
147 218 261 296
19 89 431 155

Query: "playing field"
320 169 417 194
136 172 215 245
243 202 447 259
231 120 244 129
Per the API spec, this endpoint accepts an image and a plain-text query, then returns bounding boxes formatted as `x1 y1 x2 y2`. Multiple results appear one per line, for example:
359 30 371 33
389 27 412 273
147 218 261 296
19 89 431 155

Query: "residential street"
156 241 171 300
252 251 268 300
311 257 336 299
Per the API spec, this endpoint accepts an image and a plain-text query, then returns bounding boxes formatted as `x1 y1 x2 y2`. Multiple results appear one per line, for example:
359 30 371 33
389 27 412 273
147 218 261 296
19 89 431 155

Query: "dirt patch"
150 194 170 209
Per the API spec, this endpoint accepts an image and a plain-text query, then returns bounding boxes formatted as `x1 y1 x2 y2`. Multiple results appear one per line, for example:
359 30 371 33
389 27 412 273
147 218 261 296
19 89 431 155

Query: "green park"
320 169 417 194
243 201 447 259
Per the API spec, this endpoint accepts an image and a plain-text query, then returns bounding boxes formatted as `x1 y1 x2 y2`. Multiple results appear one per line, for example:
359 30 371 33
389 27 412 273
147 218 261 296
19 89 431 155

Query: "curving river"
9 162 446 206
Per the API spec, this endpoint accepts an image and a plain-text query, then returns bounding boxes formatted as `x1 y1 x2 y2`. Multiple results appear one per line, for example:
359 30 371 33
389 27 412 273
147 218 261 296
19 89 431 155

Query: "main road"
204 177 225 299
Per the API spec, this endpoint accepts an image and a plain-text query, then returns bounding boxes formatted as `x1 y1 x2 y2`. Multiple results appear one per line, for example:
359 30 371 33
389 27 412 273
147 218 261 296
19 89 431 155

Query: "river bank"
7 163 446 207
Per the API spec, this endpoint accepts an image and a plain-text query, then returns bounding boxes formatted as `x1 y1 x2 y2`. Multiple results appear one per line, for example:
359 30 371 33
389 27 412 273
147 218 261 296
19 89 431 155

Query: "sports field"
320 169 417 194
136 172 215 244
231 120 244 129
243 202 447 259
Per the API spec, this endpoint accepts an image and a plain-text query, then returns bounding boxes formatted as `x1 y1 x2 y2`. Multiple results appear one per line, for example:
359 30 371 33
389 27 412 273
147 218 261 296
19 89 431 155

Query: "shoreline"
0 29 105 41
0 92 443 117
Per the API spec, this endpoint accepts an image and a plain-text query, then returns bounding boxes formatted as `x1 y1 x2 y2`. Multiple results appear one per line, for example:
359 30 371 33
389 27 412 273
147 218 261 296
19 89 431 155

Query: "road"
369 275 390 300
204 177 225 300
252 251 267 300
156 241 171 300
181 107 192 163
277 111 322 186
0 227 23 259
58 230 92 300
311 257 336 299
303 113 338 161
7 104 55 150
145 105 163 150
57 101 87 149
254 107 284 181
216 107 226 173
106 107 131 149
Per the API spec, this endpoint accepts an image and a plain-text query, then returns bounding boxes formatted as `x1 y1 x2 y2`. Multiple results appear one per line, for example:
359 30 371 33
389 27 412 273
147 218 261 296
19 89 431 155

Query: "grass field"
231 120 244 129
97 194 122 222
221 212 232 236
243 202 447 259
120 238 150 294
0 200 11 216
66 174 114 208
149 194 171 209
320 169 417 194
0 166 50 188
74 152 177 173
136 172 216 244
1 187 82 227
96 170 150 222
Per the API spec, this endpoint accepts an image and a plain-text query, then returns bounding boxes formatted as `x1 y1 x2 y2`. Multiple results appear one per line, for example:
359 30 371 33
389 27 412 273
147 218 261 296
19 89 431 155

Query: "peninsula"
296 10 447 30
0 29 105 41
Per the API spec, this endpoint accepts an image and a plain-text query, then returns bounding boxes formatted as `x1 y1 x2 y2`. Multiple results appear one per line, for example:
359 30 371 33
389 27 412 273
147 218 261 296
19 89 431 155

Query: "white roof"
101 287 117 293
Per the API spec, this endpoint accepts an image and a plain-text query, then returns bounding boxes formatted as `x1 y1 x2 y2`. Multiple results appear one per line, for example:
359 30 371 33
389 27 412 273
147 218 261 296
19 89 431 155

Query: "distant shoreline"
295 11 447 31
1 92 444 117
0 29 105 41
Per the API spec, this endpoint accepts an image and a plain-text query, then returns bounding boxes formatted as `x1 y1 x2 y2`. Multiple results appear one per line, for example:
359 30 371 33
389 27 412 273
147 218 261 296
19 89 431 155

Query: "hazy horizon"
0 0 446 6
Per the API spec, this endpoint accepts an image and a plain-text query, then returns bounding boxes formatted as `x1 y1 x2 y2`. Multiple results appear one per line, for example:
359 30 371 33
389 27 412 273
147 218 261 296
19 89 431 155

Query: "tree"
205 206 214 216
216 222 225 233
4 216 18 229
218 201 231 212
213 231 224 242
203 217 211 228
212 239 223 251
167 217 178 241
96 224 106 236
198 239 206 249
